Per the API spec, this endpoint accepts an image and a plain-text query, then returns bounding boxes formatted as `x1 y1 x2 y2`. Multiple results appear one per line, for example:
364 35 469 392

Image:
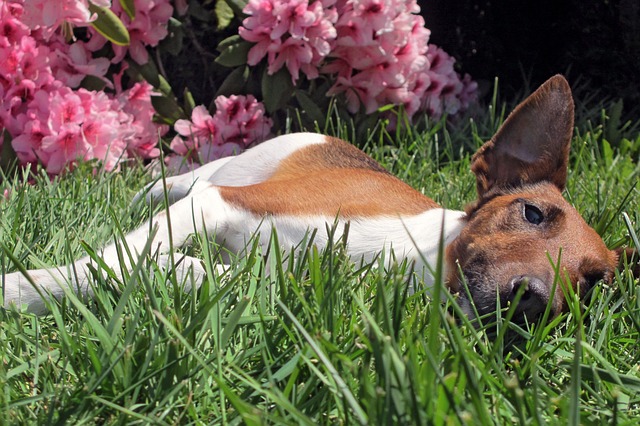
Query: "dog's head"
446 75 638 321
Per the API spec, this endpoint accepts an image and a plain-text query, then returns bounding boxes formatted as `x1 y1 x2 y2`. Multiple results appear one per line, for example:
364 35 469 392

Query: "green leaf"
183 88 196 115
89 4 130 46
129 59 160 88
215 36 251 67
217 35 242 50
216 66 250 97
220 297 250 348
127 60 175 98
277 300 368 425
160 18 184 56
119 0 135 19
151 95 185 124
215 0 235 30
262 68 293 114
188 0 212 22
295 91 326 126
1 130 17 173
80 75 108 91
601 138 613 167
225 0 249 15
156 74 175 97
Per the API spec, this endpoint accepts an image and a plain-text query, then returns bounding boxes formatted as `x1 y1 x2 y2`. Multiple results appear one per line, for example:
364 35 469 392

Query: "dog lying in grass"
3 75 638 320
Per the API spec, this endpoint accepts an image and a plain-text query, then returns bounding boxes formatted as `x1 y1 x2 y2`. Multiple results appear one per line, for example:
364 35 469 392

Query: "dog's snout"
507 275 550 319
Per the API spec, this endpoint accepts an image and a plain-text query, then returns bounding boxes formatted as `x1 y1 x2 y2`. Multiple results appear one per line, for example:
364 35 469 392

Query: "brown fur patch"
270 136 390 179
219 137 439 217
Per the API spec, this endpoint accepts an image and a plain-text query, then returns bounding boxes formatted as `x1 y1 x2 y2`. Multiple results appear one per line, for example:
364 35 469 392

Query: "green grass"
1 99 639 424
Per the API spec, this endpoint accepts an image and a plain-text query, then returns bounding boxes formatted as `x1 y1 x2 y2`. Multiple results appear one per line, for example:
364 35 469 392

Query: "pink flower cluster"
239 0 477 119
239 0 338 84
19 0 109 35
86 1 173 65
422 45 478 117
12 84 165 174
0 0 170 174
325 0 429 116
168 95 273 173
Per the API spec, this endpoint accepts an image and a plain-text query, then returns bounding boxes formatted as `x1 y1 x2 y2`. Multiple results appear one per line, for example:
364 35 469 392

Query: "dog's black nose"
507 275 550 320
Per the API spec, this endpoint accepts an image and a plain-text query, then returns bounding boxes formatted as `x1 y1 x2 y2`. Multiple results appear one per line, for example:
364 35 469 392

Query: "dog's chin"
451 276 499 315
453 293 475 318
452 277 549 325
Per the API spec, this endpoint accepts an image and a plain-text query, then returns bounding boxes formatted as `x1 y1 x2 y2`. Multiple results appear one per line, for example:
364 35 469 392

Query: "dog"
2 75 638 319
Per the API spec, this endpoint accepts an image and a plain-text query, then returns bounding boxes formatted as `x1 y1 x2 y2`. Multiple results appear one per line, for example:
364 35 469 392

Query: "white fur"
136 132 326 205
223 209 466 280
2 133 466 314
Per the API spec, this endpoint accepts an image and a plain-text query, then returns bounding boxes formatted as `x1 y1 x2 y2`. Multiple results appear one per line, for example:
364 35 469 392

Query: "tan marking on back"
270 136 389 180
219 137 439 217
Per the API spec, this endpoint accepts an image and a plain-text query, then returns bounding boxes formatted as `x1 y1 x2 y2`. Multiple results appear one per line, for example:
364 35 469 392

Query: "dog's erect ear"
616 247 640 278
471 75 575 198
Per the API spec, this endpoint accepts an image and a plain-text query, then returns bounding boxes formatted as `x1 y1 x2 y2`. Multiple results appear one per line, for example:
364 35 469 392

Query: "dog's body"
2 76 636 319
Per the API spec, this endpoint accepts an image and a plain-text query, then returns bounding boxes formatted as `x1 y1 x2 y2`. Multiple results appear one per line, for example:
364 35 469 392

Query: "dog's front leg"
2 185 231 314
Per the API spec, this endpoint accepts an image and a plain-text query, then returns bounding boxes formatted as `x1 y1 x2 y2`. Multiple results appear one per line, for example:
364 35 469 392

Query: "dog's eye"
523 204 544 225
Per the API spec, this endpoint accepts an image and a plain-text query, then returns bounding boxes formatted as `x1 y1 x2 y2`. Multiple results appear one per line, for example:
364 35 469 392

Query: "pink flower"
41 123 91 174
107 0 173 64
174 105 216 144
165 153 198 175
168 95 273 170
324 0 431 115
76 89 125 170
117 81 166 159
169 135 191 156
213 94 273 146
20 0 96 36
49 40 111 88
322 1 475 120
0 0 165 175
421 45 478 118
9 83 162 174
0 36 54 106
169 105 218 162
0 2 30 47
11 108 51 164
240 0 337 84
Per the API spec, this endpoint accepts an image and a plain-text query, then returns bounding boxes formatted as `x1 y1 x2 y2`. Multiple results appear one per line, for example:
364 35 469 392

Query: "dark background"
419 0 640 112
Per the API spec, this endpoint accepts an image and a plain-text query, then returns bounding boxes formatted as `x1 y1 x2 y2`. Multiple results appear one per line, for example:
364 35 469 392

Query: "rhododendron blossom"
421 45 478 117
1 0 477 178
20 0 95 35
240 0 477 120
326 0 433 117
168 95 273 172
118 81 166 159
0 0 167 174
213 95 274 146
49 40 111 88
240 0 338 83
10 83 164 174
86 0 174 64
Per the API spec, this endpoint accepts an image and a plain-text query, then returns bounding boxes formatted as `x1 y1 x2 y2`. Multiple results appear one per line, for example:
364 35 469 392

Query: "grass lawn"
1 92 639 424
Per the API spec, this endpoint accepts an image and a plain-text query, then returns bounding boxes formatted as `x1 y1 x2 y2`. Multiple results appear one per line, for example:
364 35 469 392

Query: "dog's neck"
339 207 467 285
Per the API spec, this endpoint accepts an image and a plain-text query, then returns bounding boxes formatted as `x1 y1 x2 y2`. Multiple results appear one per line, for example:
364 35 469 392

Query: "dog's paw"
2 269 68 315
154 254 207 292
